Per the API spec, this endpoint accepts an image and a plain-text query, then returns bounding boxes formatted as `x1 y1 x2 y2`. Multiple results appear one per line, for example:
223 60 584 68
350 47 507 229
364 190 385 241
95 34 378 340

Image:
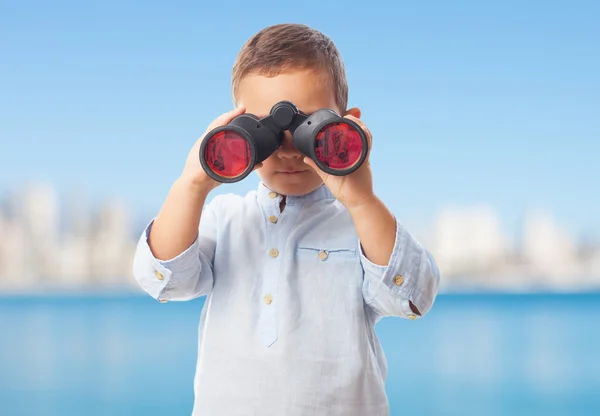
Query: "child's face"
236 68 340 196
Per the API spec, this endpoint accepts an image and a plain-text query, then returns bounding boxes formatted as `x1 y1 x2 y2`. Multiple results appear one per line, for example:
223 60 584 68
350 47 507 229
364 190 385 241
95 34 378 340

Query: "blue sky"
1 0 598 241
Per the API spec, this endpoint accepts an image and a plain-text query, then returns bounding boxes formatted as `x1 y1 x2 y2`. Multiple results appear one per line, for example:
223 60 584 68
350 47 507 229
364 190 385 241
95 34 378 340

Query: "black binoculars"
199 101 368 183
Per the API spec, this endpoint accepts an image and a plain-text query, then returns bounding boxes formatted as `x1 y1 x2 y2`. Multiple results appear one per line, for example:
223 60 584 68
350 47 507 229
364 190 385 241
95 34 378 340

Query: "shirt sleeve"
360 219 441 320
132 201 218 303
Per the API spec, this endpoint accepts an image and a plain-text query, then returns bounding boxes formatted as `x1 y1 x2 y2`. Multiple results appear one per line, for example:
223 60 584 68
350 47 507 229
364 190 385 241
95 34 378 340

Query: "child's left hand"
303 114 376 210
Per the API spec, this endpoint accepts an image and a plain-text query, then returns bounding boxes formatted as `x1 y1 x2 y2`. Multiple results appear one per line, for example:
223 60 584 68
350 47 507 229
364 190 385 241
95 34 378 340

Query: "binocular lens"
203 131 251 179
314 123 364 170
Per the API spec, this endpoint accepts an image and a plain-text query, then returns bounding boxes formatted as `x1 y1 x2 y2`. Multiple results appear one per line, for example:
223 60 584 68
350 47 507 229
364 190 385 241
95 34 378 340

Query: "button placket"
257 195 299 348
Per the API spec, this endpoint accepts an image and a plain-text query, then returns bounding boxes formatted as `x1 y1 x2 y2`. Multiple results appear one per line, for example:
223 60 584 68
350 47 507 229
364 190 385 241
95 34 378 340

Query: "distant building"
522 209 578 282
433 205 508 279
88 199 136 285
0 183 137 290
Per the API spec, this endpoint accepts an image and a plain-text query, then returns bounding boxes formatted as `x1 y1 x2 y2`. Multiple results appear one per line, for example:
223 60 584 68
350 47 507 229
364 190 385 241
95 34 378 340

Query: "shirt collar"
257 181 334 207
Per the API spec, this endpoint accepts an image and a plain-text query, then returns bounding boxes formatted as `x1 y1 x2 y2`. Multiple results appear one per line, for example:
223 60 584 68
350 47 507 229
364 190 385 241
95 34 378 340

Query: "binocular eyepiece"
199 101 368 183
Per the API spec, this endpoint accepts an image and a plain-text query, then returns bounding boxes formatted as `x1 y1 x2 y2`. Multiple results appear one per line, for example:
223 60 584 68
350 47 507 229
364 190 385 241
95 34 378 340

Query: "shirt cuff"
359 219 423 299
133 219 201 300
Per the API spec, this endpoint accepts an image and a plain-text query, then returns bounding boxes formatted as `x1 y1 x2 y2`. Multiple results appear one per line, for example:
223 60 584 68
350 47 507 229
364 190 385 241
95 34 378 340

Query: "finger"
209 106 246 129
196 106 246 147
303 157 316 170
344 115 372 149
303 157 327 180
344 114 364 127
362 124 373 150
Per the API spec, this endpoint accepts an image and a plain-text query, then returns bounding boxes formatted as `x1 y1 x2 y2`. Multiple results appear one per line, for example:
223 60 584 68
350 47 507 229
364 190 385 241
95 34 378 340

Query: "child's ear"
344 107 361 119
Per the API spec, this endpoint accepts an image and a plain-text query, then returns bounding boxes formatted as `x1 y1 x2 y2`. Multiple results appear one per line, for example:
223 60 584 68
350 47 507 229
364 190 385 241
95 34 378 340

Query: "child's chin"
267 174 322 196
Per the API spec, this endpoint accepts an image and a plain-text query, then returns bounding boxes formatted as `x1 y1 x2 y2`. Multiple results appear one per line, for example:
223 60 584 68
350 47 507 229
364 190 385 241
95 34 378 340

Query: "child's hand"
180 106 263 193
303 114 375 209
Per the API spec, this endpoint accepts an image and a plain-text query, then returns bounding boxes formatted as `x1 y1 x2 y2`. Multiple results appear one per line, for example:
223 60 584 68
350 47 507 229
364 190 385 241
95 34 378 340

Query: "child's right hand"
179 106 248 193
149 108 249 261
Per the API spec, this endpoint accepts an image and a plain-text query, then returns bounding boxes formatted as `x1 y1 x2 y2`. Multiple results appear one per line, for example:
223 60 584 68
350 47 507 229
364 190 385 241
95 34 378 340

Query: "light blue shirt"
133 181 440 416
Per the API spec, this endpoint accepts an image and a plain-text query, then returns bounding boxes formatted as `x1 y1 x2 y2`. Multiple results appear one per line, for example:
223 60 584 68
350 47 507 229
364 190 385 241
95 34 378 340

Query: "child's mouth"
278 170 307 175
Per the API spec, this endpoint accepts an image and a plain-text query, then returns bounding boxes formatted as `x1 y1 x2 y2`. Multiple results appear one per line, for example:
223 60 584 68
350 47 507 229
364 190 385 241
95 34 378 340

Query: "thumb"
209 106 246 130
304 157 326 179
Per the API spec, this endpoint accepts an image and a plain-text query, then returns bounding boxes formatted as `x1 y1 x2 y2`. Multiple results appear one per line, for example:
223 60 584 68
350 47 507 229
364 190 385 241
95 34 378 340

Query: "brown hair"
231 23 348 112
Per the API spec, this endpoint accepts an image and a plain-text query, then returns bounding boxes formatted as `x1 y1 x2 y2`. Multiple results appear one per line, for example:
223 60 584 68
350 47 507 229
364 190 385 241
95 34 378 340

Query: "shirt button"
159 299 167 303
155 271 164 281
318 251 328 261
408 314 416 320
264 294 273 305
394 275 404 286
270 248 279 258
268 191 278 199
268 215 278 224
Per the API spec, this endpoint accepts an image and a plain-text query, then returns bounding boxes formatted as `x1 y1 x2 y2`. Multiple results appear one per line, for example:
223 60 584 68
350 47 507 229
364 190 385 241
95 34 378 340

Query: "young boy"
133 23 440 416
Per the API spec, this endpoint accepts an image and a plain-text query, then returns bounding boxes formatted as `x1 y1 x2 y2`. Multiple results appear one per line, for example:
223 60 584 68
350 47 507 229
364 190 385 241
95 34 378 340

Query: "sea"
1 292 598 416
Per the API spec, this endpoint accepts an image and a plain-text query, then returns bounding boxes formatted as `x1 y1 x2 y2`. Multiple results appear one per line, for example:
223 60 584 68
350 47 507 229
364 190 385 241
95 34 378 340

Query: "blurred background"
1 0 599 415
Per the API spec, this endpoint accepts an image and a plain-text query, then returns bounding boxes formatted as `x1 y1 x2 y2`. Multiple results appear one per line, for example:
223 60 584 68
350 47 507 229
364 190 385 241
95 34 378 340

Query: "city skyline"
3 173 600 243
1 181 598 293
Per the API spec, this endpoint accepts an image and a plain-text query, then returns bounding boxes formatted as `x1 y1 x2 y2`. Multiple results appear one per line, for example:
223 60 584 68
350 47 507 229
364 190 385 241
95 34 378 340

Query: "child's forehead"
235 69 339 117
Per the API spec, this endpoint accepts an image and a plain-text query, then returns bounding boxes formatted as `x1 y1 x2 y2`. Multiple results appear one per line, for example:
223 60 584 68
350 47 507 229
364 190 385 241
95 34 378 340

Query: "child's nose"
277 131 302 159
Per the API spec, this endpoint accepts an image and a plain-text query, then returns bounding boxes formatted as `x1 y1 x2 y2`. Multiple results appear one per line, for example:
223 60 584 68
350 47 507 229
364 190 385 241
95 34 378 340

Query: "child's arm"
132 107 247 302
348 196 440 319
303 112 440 319
132 179 217 302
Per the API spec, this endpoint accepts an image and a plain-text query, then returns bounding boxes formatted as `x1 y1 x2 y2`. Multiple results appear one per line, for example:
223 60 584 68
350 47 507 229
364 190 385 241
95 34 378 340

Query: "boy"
133 23 440 416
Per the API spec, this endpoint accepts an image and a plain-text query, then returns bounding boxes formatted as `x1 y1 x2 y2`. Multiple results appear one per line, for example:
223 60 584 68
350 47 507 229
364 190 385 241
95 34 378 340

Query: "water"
1 293 598 416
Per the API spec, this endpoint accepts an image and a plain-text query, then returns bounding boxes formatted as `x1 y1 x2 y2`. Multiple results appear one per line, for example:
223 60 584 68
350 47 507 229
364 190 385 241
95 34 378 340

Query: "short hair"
231 23 348 112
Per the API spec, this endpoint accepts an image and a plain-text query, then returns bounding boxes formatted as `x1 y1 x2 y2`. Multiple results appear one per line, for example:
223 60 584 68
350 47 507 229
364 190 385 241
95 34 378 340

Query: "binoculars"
199 101 368 183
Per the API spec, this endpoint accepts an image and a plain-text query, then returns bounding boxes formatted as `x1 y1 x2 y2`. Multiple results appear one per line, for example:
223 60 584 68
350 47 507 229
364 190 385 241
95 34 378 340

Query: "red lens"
203 130 251 178
314 123 363 170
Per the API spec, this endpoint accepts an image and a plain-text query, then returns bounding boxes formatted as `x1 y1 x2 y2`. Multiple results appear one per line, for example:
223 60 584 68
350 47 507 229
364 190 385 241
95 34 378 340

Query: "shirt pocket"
297 246 357 260
296 246 362 287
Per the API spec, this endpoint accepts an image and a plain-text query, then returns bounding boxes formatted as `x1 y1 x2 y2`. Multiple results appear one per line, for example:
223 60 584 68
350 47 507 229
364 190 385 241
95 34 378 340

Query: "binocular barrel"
200 114 281 183
199 101 368 183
